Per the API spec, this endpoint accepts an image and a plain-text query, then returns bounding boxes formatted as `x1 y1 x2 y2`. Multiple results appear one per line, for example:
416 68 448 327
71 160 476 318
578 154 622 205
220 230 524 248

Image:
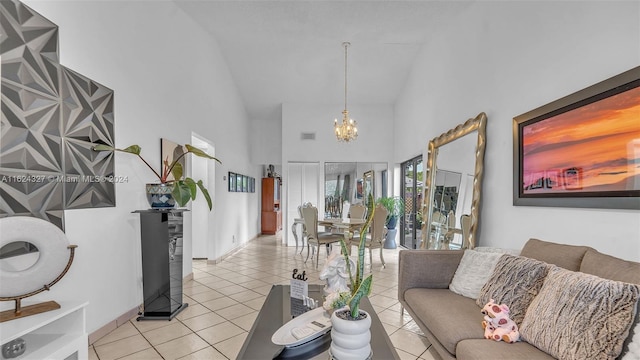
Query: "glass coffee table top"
237 284 399 360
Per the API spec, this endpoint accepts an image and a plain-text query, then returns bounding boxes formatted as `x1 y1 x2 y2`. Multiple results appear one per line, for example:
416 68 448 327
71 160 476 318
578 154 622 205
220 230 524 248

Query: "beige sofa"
398 238 640 360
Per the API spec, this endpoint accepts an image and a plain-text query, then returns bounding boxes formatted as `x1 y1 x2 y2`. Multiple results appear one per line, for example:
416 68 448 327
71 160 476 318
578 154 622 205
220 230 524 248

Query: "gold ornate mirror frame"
421 112 487 249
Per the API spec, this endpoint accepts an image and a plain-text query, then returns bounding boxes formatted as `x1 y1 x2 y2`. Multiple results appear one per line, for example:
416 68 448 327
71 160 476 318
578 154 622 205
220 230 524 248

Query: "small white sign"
290 268 308 300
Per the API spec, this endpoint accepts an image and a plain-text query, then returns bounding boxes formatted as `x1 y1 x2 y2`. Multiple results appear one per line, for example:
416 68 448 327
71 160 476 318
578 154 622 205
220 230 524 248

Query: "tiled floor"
89 234 435 359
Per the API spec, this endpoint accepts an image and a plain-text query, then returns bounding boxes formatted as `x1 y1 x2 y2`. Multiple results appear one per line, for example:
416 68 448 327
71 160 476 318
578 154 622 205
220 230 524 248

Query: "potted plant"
93 144 221 210
377 196 404 249
325 194 375 359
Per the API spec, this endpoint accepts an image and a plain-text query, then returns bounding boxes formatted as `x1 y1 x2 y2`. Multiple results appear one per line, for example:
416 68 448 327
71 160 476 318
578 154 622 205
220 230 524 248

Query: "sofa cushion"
456 339 556 360
476 254 549 326
580 248 640 285
449 250 503 299
519 238 591 271
404 288 484 356
520 266 640 360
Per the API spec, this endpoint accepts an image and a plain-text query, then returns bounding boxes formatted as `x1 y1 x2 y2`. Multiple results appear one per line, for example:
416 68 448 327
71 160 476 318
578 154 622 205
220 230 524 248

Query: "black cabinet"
134 209 188 320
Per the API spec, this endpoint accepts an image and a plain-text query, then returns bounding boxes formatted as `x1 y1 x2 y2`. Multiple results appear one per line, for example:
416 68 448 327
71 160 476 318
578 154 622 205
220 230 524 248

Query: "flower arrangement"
93 144 220 210
325 194 375 319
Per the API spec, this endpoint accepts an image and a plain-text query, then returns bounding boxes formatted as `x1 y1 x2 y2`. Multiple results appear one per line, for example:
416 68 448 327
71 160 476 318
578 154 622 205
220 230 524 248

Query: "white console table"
0 301 88 360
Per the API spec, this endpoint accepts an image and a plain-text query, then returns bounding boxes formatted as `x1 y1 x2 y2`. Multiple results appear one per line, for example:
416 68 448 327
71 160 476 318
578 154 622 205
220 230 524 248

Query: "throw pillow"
520 266 640 360
449 250 503 299
475 254 549 326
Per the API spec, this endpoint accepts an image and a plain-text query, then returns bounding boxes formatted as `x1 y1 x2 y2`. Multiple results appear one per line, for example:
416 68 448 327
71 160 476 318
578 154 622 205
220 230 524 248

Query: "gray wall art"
0 0 116 230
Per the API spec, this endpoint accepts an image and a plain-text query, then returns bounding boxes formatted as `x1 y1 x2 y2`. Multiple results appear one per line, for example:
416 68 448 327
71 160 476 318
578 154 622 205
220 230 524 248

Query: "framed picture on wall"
242 175 248 192
229 172 236 192
250 177 255 193
161 138 186 182
236 174 243 192
513 66 640 209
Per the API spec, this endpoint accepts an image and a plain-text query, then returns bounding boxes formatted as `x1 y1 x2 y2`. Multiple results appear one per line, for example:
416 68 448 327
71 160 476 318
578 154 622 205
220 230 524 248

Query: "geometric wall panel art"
0 0 115 230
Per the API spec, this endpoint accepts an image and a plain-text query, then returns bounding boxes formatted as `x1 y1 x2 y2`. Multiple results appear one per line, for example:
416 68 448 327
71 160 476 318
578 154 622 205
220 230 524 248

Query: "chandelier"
334 42 358 142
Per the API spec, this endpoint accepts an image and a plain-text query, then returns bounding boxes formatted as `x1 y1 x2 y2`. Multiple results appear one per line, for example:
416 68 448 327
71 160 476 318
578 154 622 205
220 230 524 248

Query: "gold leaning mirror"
420 112 487 250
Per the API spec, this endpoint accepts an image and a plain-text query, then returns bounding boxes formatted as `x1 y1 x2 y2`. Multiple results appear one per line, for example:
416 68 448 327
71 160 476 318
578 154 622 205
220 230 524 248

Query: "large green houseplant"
93 144 220 210
376 196 404 230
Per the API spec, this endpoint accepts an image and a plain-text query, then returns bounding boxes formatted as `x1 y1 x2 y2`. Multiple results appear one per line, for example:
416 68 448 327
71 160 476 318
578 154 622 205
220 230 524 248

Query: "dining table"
318 218 366 239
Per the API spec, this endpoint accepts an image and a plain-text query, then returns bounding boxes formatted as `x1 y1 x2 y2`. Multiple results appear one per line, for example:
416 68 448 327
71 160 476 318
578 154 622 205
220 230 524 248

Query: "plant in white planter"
93 144 220 210
326 194 375 359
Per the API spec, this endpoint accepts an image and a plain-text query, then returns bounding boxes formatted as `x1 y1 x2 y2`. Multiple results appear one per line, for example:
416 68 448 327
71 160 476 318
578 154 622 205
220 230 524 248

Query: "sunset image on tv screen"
522 85 640 195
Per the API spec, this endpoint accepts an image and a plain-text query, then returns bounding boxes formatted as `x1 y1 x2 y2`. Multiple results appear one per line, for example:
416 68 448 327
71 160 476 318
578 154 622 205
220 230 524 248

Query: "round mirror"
0 241 40 272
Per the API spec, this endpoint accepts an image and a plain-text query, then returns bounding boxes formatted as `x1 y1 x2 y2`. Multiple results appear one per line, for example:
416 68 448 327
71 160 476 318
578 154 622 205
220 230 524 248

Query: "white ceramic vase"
330 308 372 360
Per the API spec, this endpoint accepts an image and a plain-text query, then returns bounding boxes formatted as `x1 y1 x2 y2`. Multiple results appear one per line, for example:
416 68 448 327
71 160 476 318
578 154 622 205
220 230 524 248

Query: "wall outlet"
232 235 236 243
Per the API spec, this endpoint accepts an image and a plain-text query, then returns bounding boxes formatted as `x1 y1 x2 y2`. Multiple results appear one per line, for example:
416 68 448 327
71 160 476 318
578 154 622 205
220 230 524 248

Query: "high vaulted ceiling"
175 1 473 122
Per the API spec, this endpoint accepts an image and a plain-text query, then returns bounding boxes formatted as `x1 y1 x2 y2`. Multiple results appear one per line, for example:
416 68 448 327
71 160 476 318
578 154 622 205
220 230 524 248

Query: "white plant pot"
330 308 372 360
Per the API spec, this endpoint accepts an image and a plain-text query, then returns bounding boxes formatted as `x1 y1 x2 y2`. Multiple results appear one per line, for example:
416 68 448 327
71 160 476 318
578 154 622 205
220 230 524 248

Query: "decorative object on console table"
93 143 220 210
0 217 77 322
133 209 188 320
261 177 282 234
324 194 375 360
513 66 640 210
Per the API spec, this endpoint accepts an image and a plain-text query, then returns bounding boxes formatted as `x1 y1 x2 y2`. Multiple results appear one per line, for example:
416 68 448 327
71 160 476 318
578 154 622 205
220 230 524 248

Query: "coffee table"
237 284 399 360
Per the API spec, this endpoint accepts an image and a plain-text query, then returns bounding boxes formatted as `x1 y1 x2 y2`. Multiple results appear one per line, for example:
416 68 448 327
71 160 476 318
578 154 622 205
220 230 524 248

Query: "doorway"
190 133 216 259
400 155 423 249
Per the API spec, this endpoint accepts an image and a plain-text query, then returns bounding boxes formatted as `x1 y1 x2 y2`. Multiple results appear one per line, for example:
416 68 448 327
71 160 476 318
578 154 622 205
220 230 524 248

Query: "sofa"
398 238 640 360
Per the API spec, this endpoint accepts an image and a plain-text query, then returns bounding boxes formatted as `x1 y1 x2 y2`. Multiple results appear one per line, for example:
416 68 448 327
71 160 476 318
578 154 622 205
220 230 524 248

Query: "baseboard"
88 305 140 345
207 235 258 264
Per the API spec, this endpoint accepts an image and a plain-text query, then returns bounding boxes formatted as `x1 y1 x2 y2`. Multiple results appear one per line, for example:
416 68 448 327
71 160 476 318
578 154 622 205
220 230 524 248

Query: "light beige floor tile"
183 285 213 296
215 303 254 320
377 308 415 328
176 303 212 320
119 347 164 360
402 320 425 336
396 348 420 360
94 321 140 346
228 289 263 302
94 334 152 360
389 328 430 357
177 346 228 360
254 284 277 295
419 347 438 360
154 334 210 360
198 278 234 288
88 346 99 360
132 317 174 333
214 332 248 359
230 311 258 331
190 289 225 303
143 321 193 346
382 321 401 336
180 312 227 332
369 294 399 308
243 296 267 311
216 284 248 296
200 296 239 311
197 321 245 345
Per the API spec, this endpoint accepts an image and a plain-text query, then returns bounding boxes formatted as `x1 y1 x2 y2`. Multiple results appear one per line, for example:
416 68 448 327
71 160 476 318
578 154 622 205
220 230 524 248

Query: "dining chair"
350 203 388 269
349 203 367 219
300 203 343 269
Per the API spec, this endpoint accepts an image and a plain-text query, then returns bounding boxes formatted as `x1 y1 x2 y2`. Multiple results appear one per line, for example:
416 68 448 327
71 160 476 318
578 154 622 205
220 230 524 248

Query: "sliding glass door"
400 156 423 249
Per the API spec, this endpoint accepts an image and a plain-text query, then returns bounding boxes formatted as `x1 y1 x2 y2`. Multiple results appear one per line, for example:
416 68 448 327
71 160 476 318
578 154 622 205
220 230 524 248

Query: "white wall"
395 1 640 260
21 0 259 335
281 103 395 244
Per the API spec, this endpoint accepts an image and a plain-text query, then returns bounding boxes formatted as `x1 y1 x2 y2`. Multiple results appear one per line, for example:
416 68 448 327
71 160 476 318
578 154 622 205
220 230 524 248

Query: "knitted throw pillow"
475 254 549 326
520 266 640 360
